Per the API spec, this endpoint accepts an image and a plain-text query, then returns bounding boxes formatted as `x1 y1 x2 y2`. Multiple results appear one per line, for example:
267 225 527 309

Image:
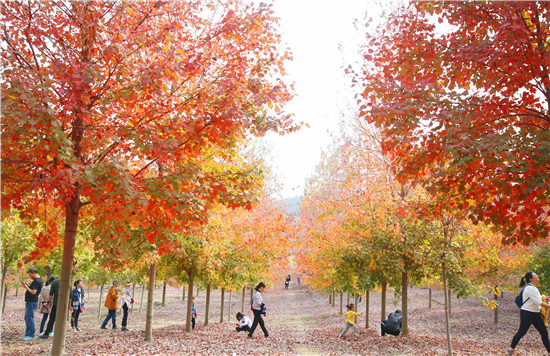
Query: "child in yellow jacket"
339 303 362 338
542 294 549 328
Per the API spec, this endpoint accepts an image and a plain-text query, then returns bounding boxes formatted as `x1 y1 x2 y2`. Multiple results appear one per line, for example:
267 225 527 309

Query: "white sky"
265 0 381 198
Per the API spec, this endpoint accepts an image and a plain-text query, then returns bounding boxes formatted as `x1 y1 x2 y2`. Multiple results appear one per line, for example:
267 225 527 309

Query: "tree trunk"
228 290 232 321
131 284 135 313
448 289 452 315
87 285 91 304
182 286 186 301
139 284 145 313
0 267 8 312
51 191 81 356
429 288 432 309
494 291 498 324
402 271 408 337
220 287 225 323
339 292 343 314
241 287 245 313
97 284 104 319
354 293 359 324
204 284 211 327
381 282 387 322
347 291 350 305
197 286 199 296
185 275 194 332
2 285 8 313
144 262 157 342
365 290 370 329
442 262 453 356
329 293 332 305
250 288 253 304
15 285 19 297
162 281 167 307
332 290 335 307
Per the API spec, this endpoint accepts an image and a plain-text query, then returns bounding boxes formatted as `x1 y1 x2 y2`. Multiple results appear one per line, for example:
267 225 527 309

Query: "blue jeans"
25 302 39 337
101 309 117 328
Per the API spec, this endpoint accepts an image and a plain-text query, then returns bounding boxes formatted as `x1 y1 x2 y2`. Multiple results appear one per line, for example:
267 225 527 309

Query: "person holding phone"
20 267 43 340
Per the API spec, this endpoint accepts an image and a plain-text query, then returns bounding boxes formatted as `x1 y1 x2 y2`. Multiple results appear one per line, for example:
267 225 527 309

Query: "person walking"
236 312 252 332
339 303 362 338
39 277 60 339
38 277 55 336
248 282 269 339
508 272 550 355
70 280 84 332
20 267 43 340
284 275 290 290
100 280 120 330
121 282 132 332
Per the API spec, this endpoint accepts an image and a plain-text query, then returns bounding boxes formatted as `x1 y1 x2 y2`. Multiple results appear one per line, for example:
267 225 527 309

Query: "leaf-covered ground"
1 282 548 355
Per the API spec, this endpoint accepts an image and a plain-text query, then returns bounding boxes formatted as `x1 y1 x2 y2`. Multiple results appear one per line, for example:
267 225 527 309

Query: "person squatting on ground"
38 277 55 336
339 303 362 338
121 282 132 332
100 280 120 330
39 277 60 339
380 310 402 337
508 272 550 356
191 297 197 330
248 282 269 338
236 312 252 332
70 280 85 332
20 267 43 340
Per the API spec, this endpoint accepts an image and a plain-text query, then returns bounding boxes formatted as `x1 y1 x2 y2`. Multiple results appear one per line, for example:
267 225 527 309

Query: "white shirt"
239 315 252 328
252 290 263 310
522 284 543 313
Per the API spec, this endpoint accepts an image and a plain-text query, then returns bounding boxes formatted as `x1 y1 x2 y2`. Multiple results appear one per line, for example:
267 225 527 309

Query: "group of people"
284 274 300 290
339 303 402 339
100 280 133 331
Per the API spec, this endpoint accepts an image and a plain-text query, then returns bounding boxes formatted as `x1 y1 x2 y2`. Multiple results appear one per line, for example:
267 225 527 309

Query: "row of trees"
1 1 297 355
297 2 550 356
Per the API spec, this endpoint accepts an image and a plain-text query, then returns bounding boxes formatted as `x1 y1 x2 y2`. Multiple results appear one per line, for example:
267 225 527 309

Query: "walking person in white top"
121 282 132 332
248 282 269 338
508 272 550 355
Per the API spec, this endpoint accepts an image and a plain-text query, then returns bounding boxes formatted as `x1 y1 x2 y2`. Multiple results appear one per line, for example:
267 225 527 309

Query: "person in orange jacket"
100 280 120 330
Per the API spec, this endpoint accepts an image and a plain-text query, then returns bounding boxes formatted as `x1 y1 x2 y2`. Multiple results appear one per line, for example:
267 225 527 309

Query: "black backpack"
385 313 401 333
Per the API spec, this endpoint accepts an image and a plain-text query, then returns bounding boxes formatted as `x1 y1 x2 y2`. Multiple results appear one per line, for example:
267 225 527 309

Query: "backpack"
385 313 401 333
515 286 531 308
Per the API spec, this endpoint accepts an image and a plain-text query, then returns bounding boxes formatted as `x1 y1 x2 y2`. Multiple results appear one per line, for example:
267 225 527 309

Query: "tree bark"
339 292 343 314
162 281 167 307
241 287 245 313
139 284 145 313
185 274 194 332
182 286 186 301
402 271 408 337
332 290 335 307
347 291 350 305
429 288 432 309
494 291 498 324
228 290 232 321
442 262 453 356
131 283 135 313
381 282 387 322
220 287 225 323
448 289 452 315
354 293 359 324
2 285 8 313
15 284 19 297
97 284 104 319
0 268 7 314
329 293 332 305
365 290 370 329
144 262 157 342
204 284 211 327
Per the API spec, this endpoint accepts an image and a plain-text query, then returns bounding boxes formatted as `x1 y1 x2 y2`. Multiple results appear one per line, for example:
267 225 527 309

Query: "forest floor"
0 281 548 355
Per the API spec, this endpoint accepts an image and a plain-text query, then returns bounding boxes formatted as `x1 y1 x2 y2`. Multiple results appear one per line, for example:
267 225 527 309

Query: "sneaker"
72 328 78 333
38 334 49 339
112 327 118 330
121 327 129 332
38 332 44 336
18 335 28 340
507 350 517 355
100 326 107 330
76 328 82 332
23 336 35 340
49 332 54 337
265 335 269 338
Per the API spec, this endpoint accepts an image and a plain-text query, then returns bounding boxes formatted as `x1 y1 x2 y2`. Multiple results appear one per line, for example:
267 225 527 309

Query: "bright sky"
265 0 381 198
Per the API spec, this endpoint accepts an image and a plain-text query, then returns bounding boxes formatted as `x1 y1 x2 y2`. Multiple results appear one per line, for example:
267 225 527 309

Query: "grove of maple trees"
2 1 550 356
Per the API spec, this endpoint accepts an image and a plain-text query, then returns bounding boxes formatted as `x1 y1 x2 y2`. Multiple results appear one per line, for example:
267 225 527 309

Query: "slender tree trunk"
442 262 453 356
15 285 19 297
339 292 343 314
197 286 199 296
139 284 145 313
204 284 211 327
365 290 370 329
185 275 194 332
381 282 387 322
97 284 104 319
144 262 157 342
354 293 359 324
250 288 253 304
347 292 350 305
220 288 225 323
0 268 7 313
402 271 408 337
131 283 135 313
87 285 91 303
182 286 186 301
2 285 8 313
241 287 245 313
162 281 167 307
228 290 232 321
448 289 452 315
429 288 432 309
329 292 332 305
494 291 498 324
332 290 335 307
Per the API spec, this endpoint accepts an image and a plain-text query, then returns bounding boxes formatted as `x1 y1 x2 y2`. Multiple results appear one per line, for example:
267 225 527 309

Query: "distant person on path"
20 267 43 340
236 312 252 332
285 275 290 290
38 277 55 336
121 282 132 332
297 276 300 285
100 280 120 330
191 296 197 330
39 277 60 339
379 310 402 337
339 303 362 338
248 282 269 339
508 272 550 355
69 280 84 332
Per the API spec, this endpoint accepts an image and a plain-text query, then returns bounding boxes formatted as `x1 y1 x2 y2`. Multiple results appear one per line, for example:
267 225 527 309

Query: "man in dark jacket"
379 310 402 337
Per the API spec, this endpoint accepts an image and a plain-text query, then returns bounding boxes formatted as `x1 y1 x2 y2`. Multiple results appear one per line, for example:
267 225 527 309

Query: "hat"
124 282 131 286
27 267 38 274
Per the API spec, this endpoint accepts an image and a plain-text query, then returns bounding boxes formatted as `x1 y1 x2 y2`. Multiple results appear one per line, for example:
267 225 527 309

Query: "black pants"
248 309 268 337
44 304 57 335
236 325 250 332
192 317 195 330
381 321 400 336
511 309 550 352
70 308 81 328
122 304 129 327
